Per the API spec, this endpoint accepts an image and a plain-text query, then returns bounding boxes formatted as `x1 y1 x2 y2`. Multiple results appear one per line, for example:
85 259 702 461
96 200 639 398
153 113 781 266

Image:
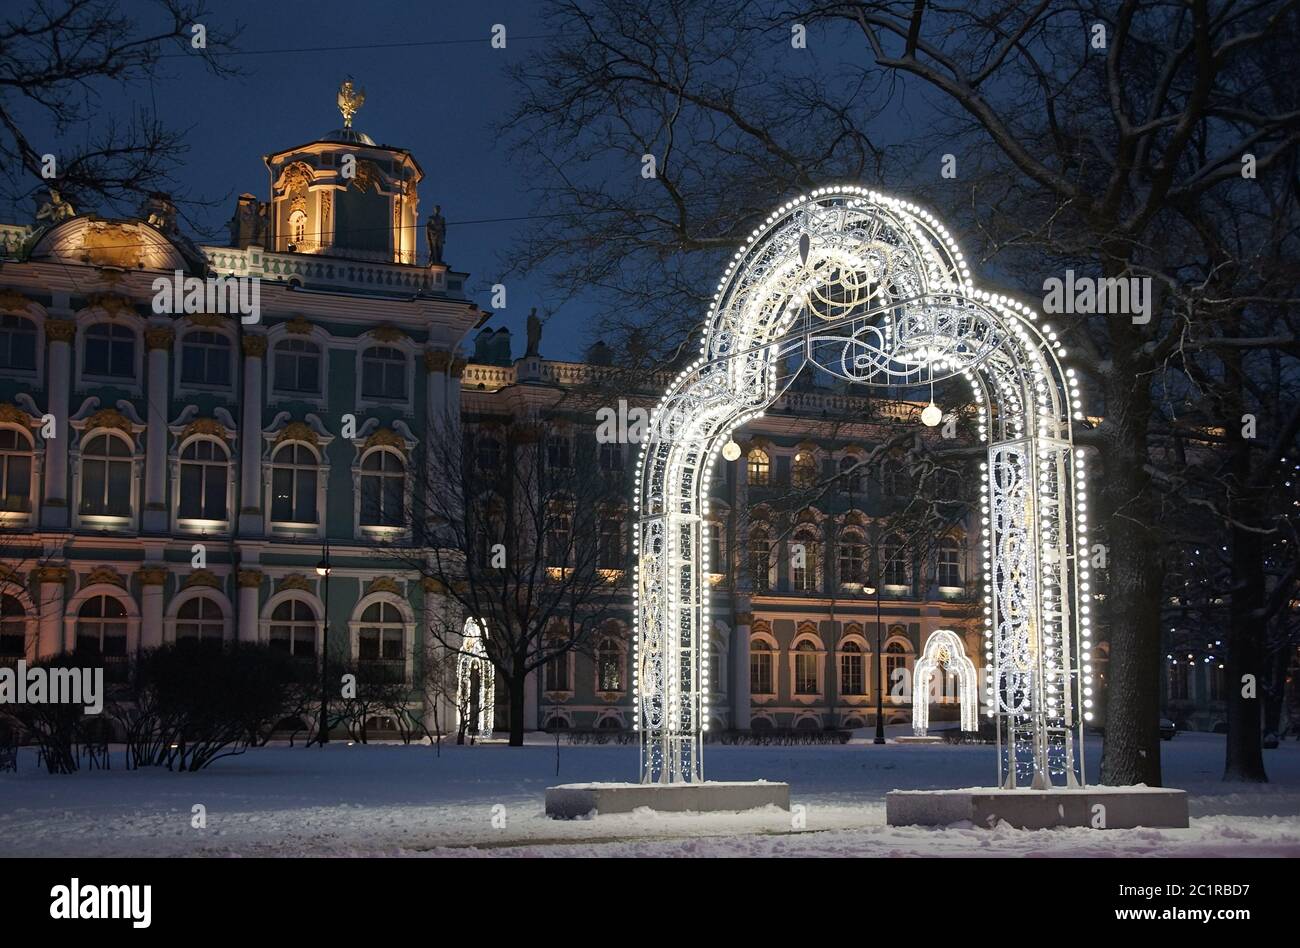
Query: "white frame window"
268 597 319 659
268 441 323 529
359 345 408 402
77 430 135 521
176 437 231 525
271 338 324 399
0 426 34 518
357 447 407 529
0 313 38 376
175 595 226 643
177 329 234 390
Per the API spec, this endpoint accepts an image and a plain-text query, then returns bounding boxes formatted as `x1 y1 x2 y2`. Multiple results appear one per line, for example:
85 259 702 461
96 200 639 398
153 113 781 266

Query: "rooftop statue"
337 78 366 129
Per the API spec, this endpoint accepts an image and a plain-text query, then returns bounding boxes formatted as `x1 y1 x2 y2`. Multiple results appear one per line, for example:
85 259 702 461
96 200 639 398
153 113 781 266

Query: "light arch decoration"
633 186 1092 789
912 629 978 736
456 617 494 741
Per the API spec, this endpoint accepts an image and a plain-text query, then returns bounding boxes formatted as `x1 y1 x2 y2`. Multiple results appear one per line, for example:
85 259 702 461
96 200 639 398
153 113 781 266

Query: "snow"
1 731 1298 857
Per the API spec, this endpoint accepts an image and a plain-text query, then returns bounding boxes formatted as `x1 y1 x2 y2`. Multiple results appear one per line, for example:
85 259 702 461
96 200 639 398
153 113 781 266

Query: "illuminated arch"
634 187 1091 789
456 617 494 741
912 629 978 736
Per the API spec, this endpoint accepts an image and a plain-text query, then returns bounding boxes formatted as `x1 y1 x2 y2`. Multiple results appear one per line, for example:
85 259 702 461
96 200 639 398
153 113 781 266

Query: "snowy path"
2 732 1297 857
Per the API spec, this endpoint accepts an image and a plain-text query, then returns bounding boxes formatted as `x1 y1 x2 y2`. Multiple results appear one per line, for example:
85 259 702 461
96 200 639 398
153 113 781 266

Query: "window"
0 428 33 513
749 529 772 593
792 452 817 488
840 641 864 695
0 315 36 371
178 439 229 521
1168 661 1189 701
547 510 572 567
885 640 907 695
750 640 774 695
747 449 770 486
477 436 501 470
361 346 406 400
794 640 819 694
79 432 132 517
0 594 25 660
83 323 135 378
598 517 623 569
882 537 908 587
76 595 128 679
791 529 820 592
289 209 307 247
358 601 405 680
273 339 321 394
359 449 406 527
838 529 865 584
937 540 962 586
881 457 910 497
596 638 623 692
599 441 623 472
545 641 571 692
176 596 224 643
270 443 319 523
708 521 725 573
1209 664 1225 701
180 331 232 387
839 455 862 493
546 435 571 470
269 599 316 657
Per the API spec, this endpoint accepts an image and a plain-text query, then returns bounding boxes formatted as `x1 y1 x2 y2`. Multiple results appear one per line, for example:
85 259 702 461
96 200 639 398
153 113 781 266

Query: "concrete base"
546 781 790 819
895 735 945 744
886 786 1189 830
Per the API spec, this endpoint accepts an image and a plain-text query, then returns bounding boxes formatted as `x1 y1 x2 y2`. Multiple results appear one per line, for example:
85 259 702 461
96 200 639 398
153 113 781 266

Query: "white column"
41 321 74 528
239 334 266 534
138 568 166 649
237 570 261 642
143 328 173 532
37 567 67 658
732 610 752 729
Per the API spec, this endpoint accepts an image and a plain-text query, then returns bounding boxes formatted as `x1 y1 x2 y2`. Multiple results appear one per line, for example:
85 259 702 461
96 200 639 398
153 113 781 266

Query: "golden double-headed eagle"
337 78 365 128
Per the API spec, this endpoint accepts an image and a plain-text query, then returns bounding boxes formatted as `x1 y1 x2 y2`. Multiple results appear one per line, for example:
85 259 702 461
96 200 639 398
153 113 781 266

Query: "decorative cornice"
363 427 405 451
136 566 168 586
0 403 30 425
0 289 31 312
279 573 312 591
275 421 319 446
145 327 175 350
86 293 137 319
184 569 222 590
369 325 406 344
35 566 69 584
84 407 135 435
424 350 452 373
242 334 268 357
44 319 76 343
85 566 126 588
237 569 264 588
181 417 229 441
367 577 401 595
284 315 313 335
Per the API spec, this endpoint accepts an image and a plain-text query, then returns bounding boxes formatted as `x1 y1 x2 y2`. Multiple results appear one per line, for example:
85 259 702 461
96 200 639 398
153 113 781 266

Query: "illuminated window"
596 638 624 692
747 449 770 486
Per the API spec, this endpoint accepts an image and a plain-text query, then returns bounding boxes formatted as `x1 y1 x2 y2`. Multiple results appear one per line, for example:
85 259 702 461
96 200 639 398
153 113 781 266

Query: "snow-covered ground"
2 730 1297 857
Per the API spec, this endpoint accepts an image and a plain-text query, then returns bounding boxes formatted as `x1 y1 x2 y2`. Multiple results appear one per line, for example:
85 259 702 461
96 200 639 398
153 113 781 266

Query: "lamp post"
316 540 331 746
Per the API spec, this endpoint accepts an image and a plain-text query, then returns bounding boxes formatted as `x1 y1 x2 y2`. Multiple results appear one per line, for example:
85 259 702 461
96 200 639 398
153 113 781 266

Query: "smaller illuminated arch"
456 617 494 741
912 629 978 736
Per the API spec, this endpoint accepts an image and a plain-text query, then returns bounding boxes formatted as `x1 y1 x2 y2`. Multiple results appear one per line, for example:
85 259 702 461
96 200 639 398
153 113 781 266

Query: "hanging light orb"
921 402 943 427
721 440 742 461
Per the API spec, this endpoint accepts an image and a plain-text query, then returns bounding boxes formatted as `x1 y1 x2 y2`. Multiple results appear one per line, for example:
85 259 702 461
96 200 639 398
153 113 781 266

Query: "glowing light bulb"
921 402 942 427
721 440 742 461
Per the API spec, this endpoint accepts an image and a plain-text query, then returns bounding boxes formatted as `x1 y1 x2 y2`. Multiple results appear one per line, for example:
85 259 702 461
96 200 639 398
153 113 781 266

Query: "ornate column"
237 569 263 643
239 334 266 534
41 320 75 528
143 328 174 532
423 350 464 439
36 566 68 659
732 609 753 729
137 566 167 649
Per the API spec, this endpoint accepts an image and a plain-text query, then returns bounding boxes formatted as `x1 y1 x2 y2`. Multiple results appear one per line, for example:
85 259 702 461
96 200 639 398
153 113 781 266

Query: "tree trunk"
508 669 527 747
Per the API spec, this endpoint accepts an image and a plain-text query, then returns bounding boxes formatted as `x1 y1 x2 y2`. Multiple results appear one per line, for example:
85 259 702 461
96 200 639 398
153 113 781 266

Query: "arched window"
0 593 25 660
885 640 907 695
546 508 572 567
937 539 962 586
273 339 321 395
361 346 406 400
179 331 232 387
178 439 229 521
359 449 405 527
288 209 307 247
747 449 770 486
839 455 862 494
83 323 135 378
791 526 820 592
882 535 908 587
838 528 866 584
544 638 571 692
0 428 33 513
0 314 37 371
76 595 128 678
750 639 774 695
792 451 817 488
270 442 319 523
79 432 132 517
840 641 865 695
176 596 224 643
794 639 820 694
358 601 404 681
269 599 316 657
596 638 624 692
749 527 772 593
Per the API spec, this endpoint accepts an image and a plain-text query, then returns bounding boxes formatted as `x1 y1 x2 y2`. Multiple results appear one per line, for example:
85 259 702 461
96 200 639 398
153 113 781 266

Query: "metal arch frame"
456 617 494 741
912 628 979 736
633 187 1094 789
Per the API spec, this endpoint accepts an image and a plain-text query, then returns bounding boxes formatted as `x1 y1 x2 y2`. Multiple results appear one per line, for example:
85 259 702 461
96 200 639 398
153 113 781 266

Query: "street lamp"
316 541 331 746
863 581 886 744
